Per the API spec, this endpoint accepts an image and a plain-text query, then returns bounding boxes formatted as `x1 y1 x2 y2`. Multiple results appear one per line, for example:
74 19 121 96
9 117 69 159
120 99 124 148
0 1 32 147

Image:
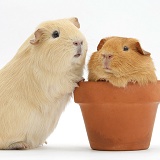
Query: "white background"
0 0 160 159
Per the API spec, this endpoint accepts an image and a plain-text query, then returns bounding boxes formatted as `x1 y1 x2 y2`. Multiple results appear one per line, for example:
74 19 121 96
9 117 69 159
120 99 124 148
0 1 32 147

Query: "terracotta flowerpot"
74 81 160 151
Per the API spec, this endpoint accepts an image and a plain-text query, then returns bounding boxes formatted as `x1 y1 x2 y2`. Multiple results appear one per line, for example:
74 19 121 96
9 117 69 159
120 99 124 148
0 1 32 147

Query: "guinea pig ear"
30 29 43 45
97 38 108 51
136 42 151 56
68 17 80 28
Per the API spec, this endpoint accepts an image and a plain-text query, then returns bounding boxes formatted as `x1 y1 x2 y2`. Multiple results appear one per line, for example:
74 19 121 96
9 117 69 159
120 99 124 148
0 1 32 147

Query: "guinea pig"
88 36 157 87
0 17 87 149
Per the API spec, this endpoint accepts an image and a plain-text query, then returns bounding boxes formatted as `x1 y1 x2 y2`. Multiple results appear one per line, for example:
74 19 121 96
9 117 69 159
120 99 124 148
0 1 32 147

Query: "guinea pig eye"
123 46 129 51
52 31 59 38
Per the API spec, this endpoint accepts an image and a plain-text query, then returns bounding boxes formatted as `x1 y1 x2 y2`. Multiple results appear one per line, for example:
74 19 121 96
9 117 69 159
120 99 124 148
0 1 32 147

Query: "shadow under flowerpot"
74 81 160 151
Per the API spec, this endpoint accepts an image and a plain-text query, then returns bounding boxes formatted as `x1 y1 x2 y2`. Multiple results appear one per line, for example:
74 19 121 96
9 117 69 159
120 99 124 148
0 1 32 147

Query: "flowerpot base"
90 143 149 151
80 103 158 151
89 135 150 151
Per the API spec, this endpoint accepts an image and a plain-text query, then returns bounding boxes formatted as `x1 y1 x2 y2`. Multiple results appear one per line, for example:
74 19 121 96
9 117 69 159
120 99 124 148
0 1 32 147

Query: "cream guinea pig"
0 17 87 149
88 36 157 87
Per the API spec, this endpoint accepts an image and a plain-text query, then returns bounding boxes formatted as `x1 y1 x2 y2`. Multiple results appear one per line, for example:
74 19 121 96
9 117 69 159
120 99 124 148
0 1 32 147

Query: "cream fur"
0 17 87 149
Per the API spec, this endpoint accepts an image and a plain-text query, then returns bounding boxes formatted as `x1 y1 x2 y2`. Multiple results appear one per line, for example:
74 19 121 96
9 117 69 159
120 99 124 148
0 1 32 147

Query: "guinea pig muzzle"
74 46 82 58
102 54 112 71
73 41 83 58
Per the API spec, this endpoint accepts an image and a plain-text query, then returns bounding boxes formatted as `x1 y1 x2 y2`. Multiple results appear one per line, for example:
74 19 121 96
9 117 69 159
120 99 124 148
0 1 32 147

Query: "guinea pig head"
97 37 153 78
30 17 87 72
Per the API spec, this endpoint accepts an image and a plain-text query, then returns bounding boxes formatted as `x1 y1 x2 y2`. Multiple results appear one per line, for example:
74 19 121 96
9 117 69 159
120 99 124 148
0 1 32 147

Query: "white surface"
0 0 160 159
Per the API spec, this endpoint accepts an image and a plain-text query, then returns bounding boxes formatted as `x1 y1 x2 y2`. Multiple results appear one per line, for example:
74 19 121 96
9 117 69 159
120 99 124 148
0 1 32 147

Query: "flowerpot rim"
74 81 160 103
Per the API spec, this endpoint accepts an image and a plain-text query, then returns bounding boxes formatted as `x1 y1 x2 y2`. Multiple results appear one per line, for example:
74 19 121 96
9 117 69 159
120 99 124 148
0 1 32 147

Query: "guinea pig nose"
73 41 83 46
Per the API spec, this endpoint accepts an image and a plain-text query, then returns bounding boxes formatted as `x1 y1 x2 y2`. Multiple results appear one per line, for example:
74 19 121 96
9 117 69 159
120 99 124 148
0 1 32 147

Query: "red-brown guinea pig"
88 37 157 87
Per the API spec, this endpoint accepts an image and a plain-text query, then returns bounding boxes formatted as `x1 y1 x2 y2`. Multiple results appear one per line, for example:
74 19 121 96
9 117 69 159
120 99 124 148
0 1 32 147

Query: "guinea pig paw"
40 141 47 147
7 141 30 150
79 78 85 82
76 78 85 87
130 79 137 84
97 78 107 82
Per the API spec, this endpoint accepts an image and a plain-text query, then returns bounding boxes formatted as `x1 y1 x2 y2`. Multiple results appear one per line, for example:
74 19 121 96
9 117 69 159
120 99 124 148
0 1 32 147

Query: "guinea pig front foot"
7 141 30 150
78 78 85 82
97 78 108 82
130 79 137 84
77 78 85 86
40 141 48 146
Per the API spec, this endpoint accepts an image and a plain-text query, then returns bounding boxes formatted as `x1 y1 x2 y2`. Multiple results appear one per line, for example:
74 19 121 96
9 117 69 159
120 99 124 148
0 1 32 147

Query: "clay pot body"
74 81 160 151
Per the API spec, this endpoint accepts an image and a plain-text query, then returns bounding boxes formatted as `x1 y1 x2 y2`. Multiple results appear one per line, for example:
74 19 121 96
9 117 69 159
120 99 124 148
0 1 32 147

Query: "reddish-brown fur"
88 37 157 87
